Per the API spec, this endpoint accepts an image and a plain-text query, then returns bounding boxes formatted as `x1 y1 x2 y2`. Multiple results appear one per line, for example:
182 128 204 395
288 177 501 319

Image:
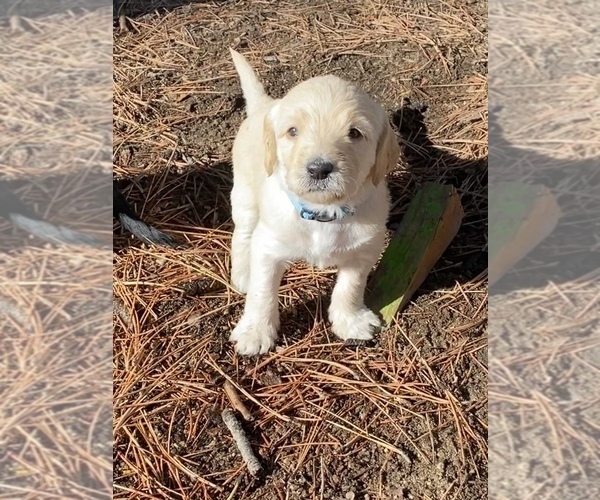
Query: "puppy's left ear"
263 115 276 176
371 120 400 186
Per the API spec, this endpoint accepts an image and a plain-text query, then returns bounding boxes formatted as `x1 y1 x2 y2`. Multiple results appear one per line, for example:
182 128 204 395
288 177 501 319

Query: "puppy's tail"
229 48 271 116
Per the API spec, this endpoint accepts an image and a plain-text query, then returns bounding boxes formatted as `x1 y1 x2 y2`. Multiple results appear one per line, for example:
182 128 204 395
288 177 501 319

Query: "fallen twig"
113 297 132 328
221 409 263 477
207 357 292 422
119 12 128 32
113 184 181 247
115 0 129 32
224 380 254 422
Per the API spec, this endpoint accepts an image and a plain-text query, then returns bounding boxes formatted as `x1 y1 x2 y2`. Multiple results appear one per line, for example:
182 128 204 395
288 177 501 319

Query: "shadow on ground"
114 100 489 294
0 173 111 253
114 0 231 20
113 161 232 250
489 107 600 293
391 100 488 289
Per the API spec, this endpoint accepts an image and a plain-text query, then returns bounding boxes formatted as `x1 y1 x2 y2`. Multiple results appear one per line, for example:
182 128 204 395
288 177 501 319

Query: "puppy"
228 49 400 355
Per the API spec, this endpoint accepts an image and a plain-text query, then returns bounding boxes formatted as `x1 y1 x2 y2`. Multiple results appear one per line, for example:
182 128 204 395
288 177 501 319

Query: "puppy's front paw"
329 306 381 341
230 316 278 355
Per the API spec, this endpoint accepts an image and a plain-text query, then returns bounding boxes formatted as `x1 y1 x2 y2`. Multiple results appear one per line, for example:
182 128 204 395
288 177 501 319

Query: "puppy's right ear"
263 115 276 176
371 120 400 186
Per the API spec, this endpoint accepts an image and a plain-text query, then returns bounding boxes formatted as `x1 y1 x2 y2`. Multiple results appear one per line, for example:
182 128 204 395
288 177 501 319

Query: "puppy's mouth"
295 176 348 204
306 178 332 192
304 170 346 194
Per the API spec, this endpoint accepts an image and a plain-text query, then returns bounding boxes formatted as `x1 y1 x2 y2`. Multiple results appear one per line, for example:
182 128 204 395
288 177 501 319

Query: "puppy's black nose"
307 159 334 180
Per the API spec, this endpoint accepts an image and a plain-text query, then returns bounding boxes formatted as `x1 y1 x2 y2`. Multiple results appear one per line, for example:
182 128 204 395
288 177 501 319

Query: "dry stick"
221 409 263 477
113 297 132 328
206 356 291 422
223 380 254 422
117 1 128 33
119 13 128 32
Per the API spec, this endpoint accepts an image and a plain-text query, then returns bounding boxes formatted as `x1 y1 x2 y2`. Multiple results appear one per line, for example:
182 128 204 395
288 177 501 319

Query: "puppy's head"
263 76 399 205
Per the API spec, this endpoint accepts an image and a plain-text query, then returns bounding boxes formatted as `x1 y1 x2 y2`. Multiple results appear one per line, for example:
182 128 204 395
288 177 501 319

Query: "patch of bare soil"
113 1 488 498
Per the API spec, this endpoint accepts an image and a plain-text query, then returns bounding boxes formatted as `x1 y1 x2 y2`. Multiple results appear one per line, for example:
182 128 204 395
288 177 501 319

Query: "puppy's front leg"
329 260 381 342
230 235 285 355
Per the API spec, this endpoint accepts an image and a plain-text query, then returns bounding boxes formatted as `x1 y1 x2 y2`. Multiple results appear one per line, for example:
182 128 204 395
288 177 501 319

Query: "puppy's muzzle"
307 159 334 180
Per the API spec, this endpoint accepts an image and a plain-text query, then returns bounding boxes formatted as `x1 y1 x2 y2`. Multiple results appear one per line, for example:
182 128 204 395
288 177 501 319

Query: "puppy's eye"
348 128 363 140
287 127 298 137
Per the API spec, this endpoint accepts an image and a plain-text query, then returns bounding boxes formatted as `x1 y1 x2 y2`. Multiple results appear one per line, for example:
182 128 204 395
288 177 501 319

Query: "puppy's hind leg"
230 185 257 294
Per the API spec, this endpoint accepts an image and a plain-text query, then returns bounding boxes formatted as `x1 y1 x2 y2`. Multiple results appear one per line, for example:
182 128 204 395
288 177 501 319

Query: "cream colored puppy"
228 49 399 355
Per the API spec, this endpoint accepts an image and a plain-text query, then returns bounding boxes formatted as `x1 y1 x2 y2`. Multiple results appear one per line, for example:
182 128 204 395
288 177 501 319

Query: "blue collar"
286 192 355 222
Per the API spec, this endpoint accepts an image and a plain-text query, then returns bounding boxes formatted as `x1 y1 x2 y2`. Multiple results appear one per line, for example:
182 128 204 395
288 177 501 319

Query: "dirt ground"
489 0 600 498
113 1 488 498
